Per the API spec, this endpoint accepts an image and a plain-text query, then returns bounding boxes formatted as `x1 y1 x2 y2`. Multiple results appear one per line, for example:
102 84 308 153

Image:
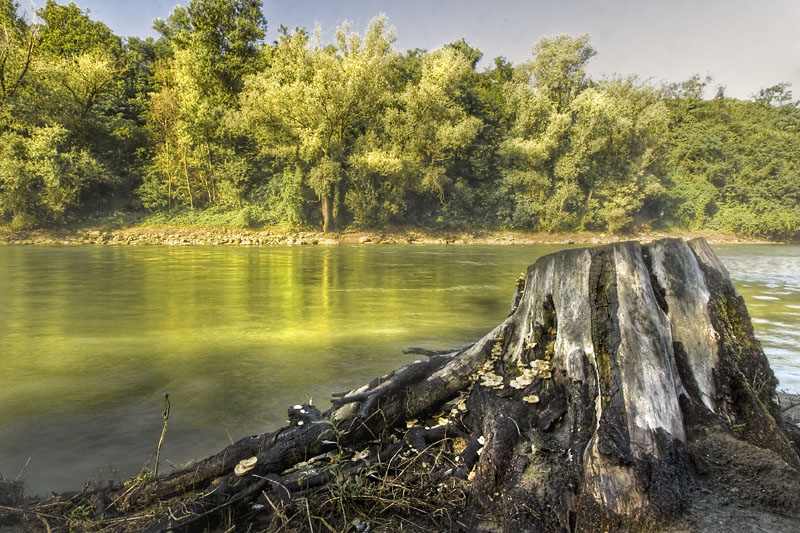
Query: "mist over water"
1 244 798 495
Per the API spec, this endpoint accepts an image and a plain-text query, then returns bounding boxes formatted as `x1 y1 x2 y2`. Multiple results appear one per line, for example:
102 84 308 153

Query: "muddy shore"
0 225 781 246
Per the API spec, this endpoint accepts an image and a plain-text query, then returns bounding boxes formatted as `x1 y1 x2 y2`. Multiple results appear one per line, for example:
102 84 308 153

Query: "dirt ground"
664 393 800 533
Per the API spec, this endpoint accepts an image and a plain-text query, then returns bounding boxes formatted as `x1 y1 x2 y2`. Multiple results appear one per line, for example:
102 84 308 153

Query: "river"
1 244 798 495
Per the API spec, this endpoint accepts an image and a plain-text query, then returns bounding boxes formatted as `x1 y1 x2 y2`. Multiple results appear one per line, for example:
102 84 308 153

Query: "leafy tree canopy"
37 0 121 58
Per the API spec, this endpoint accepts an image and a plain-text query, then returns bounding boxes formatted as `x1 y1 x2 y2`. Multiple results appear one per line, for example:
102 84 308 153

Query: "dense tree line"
1 0 798 238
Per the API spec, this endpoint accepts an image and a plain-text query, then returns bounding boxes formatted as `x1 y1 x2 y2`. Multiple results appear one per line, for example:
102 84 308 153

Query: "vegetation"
1 0 798 239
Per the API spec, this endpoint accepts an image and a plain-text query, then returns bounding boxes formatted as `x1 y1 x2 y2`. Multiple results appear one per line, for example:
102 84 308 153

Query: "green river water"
1 244 798 495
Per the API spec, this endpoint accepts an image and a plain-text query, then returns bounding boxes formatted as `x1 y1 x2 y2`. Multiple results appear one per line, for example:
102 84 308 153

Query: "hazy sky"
22 0 800 100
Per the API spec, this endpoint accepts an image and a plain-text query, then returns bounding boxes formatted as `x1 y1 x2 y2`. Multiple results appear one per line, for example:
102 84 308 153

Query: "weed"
66 504 94 532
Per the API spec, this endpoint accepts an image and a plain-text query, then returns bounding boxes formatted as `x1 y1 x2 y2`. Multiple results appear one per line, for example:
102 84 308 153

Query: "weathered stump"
5 238 799 532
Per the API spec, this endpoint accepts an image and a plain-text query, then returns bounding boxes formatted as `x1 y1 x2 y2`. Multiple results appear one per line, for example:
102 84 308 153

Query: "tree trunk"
182 147 193 209
321 190 334 233
10 238 799 532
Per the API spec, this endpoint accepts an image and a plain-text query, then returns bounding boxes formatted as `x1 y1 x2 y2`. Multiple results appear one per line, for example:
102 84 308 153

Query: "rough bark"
5 238 799 532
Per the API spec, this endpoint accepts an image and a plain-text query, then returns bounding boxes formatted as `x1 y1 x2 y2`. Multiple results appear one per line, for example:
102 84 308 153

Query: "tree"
498 35 596 230
36 0 120 58
143 0 268 211
1 1 130 225
753 82 795 108
446 37 483 69
139 60 181 209
499 36 668 233
526 33 595 112
0 0 36 106
236 17 397 231
385 46 482 205
56 51 118 118
2 9 800 239
0 124 105 226
566 77 669 231
664 89 800 239
32 1 124 126
113 37 159 123
154 0 266 99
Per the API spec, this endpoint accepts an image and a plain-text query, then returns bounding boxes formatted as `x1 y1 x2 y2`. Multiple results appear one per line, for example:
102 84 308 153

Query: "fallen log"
5 238 799 532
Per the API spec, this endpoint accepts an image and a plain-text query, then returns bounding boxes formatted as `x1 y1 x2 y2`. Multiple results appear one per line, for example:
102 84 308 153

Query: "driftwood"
3 238 799 532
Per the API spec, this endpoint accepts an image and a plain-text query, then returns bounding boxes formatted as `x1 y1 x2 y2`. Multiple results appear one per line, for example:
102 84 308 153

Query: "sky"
21 0 800 100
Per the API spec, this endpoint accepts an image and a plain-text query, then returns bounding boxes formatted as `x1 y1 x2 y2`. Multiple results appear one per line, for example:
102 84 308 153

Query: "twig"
100 513 156 525
505 414 522 437
314 514 336 532
0 504 58 520
154 394 170 477
156 477 269 533
15 456 31 481
305 497 314 532
38 515 52 533
274 510 302 533
220 419 235 446
261 490 287 524
781 396 800 412
104 477 141 512
402 347 461 357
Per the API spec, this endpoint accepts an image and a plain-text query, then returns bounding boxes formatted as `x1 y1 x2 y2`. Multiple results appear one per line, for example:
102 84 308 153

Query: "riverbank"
2 392 799 531
0 225 782 246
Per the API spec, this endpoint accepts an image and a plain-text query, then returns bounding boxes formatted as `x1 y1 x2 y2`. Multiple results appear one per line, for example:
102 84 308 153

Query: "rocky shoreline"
0 225 780 246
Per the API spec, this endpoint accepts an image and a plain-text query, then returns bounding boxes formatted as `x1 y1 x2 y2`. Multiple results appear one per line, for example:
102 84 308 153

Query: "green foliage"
0 0 36 104
143 0 268 214
154 0 266 97
0 2 797 239
526 33 596 112
254 166 306 227
0 124 106 226
236 16 401 230
0 0 152 226
37 0 121 58
753 82 795 108
664 96 800 238
499 36 669 233
66 503 95 531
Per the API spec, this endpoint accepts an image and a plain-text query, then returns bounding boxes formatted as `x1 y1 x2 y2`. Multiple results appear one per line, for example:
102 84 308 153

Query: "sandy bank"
0 226 780 247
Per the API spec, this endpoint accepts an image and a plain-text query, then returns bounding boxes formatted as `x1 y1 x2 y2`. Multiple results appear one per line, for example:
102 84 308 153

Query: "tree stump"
6 238 799 532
